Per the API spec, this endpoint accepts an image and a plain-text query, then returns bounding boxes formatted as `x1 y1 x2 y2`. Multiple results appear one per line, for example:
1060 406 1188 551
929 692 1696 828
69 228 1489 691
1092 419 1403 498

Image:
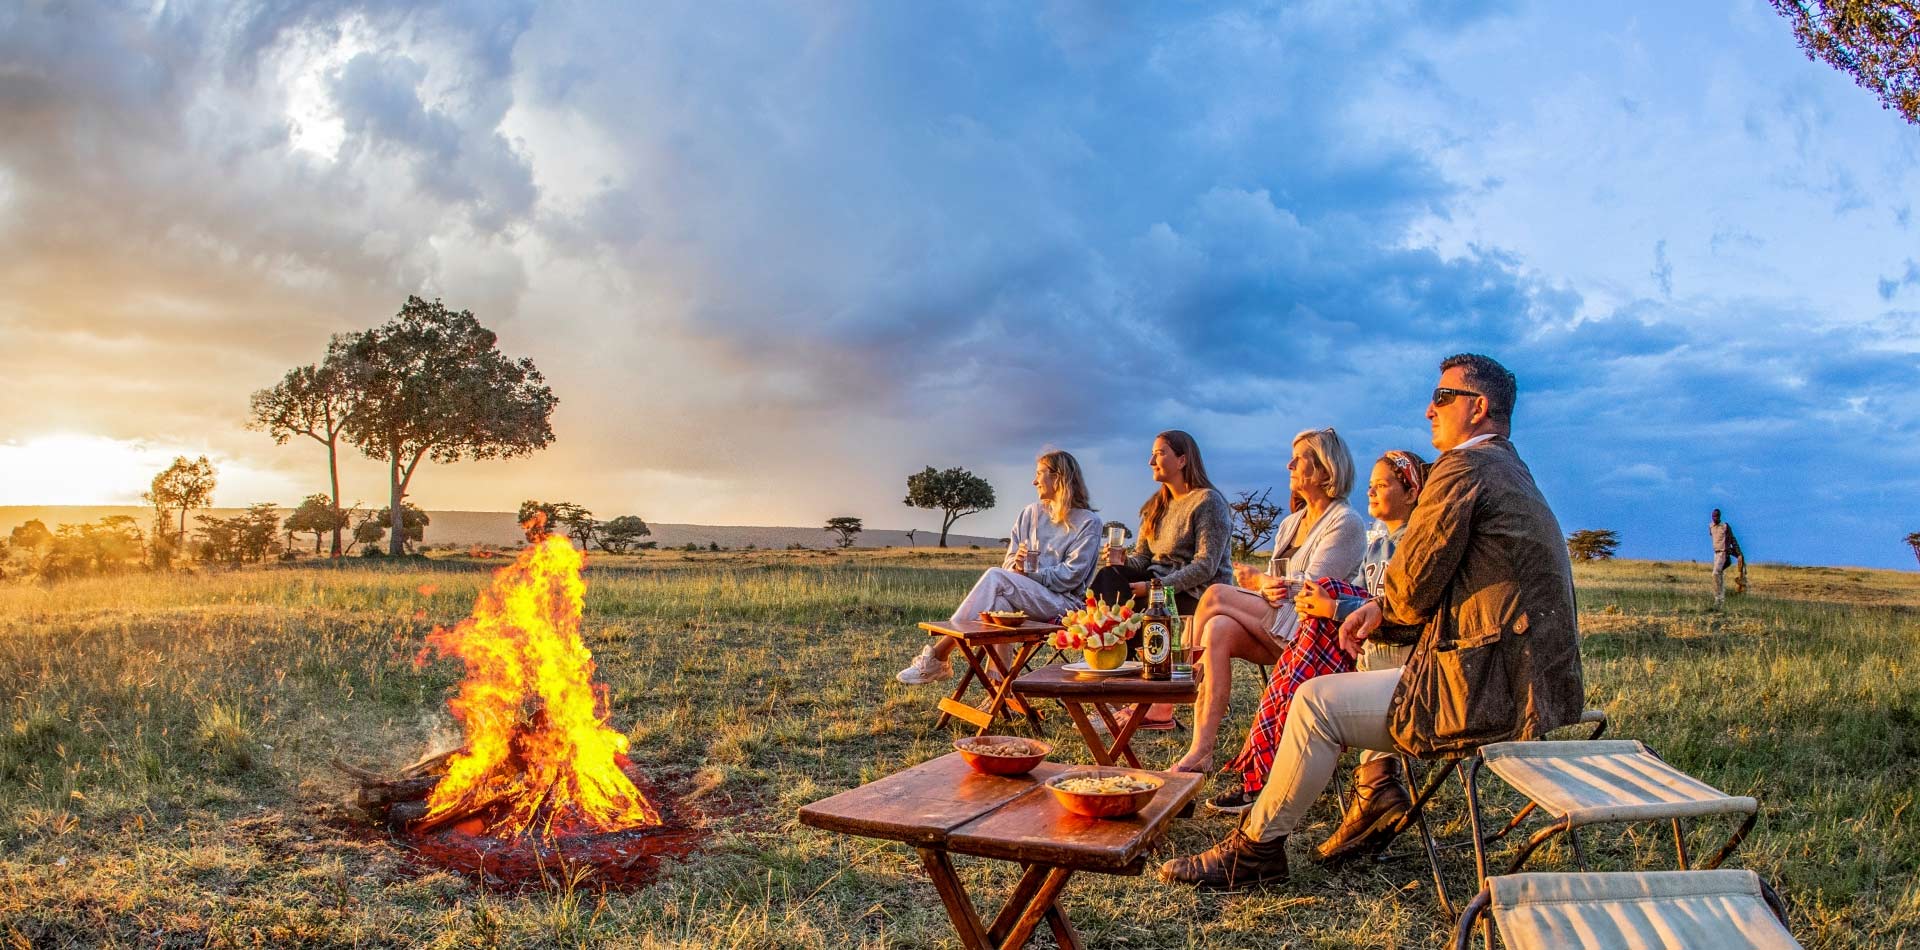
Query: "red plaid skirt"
1224 578 1368 793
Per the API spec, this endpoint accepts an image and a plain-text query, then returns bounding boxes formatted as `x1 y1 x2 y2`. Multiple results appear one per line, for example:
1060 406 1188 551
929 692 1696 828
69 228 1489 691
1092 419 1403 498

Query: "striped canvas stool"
1454 870 1801 950
1465 739 1759 876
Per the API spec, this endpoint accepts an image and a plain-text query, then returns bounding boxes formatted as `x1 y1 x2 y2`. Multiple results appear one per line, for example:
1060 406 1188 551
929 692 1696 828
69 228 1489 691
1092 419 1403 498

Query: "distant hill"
0 506 1005 551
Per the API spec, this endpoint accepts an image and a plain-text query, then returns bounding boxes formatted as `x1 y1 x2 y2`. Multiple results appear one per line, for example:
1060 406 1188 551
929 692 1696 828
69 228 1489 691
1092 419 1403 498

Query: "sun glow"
0 434 295 507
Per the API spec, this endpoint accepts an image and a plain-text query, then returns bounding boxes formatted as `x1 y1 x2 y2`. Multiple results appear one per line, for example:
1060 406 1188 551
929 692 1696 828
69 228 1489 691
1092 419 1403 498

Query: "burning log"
346 521 695 889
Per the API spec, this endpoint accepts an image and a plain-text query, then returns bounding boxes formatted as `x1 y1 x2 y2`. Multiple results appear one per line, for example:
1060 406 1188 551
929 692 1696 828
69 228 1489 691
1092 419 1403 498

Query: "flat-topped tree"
249 342 356 556
143 456 216 550
824 516 863 548
340 297 557 556
904 466 995 548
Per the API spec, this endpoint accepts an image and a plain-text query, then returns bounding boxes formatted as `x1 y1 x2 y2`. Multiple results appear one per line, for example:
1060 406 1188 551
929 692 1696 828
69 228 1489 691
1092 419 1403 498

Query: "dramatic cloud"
1 0 1915 565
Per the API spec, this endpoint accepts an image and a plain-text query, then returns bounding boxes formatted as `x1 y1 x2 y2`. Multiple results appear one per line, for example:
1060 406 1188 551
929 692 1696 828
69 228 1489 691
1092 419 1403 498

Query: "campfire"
339 516 696 888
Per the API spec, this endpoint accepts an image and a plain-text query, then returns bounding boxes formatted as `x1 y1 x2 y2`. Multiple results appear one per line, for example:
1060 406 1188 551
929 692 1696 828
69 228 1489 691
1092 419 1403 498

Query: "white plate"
1063 660 1142 677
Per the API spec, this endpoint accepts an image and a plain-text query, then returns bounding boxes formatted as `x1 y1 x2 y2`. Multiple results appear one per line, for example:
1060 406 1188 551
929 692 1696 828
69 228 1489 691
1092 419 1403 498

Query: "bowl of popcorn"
954 735 1053 776
1044 769 1163 818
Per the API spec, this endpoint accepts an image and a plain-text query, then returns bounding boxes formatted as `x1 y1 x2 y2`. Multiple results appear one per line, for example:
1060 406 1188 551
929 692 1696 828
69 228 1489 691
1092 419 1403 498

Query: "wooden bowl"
978 611 1031 628
1045 769 1163 818
954 736 1052 776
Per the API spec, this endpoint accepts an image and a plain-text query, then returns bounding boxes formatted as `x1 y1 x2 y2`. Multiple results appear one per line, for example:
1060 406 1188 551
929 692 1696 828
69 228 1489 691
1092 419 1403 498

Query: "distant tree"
9 519 51 553
517 500 597 547
249 349 356 555
197 505 283 565
1767 0 1920 125
904 528 918 547
1228 488 1284 561
143 456 217 548
350 513 386 554
339 297 557 555
284 493 350 554
903 466 995 548
5 520 50 577
1567 529 1621 562
1906 530 1920 568
44 516 145 579
369 504 430 553
597 515 653 554
824 516 864 549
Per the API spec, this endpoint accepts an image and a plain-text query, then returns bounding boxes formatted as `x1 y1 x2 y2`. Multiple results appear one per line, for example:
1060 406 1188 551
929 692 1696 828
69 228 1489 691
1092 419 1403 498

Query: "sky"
1 0 1916 567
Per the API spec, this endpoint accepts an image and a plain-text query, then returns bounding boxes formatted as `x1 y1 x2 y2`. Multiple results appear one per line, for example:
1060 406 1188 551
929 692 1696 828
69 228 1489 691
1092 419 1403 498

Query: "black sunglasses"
1430 387 1483 407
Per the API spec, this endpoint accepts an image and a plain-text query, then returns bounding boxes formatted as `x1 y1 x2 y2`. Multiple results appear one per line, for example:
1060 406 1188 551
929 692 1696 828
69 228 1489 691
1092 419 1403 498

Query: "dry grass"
0 551 1914 948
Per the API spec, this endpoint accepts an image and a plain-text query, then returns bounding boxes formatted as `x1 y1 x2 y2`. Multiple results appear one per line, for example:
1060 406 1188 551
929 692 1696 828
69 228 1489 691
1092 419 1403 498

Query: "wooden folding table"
1011 665 1199 769
919 620 1061 735
798 752 1202 950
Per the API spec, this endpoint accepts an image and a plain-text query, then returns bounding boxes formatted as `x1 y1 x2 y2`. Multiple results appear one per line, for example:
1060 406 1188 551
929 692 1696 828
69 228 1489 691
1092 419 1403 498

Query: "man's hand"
1337 599 1383 657
1294 579 1335 619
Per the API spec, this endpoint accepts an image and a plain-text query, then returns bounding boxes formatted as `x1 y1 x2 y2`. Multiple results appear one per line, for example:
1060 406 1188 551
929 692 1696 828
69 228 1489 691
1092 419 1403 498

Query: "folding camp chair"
1378 710 1610 920
1454 870 1800 950
1465 739 1759 875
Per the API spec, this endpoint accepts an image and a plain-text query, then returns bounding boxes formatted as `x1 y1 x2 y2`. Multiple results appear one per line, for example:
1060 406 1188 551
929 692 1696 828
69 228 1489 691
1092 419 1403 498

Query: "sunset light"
0 434 290 508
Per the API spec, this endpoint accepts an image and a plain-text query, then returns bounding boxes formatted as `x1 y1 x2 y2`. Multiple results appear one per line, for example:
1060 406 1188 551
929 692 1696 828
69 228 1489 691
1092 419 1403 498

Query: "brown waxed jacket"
1378 436 1585 758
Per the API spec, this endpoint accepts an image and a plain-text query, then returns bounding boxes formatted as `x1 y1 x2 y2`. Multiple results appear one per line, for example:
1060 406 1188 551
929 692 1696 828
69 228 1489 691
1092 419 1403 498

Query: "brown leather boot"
1158 825 1288 890
1311 757 1411 865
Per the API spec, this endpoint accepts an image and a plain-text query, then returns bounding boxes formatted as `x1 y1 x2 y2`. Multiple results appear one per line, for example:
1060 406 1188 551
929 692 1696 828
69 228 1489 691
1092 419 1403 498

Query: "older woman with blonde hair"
1164 427 1367 757
897 449 1103 685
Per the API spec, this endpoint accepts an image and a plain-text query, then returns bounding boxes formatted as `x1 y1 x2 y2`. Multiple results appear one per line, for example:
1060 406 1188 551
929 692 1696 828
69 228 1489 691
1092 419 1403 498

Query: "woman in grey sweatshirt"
896 449 1103 685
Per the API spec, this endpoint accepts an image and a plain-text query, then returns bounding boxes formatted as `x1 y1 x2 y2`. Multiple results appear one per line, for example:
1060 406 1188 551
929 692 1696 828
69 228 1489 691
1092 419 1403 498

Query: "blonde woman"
897 449 1103 684
1168 427 1365 760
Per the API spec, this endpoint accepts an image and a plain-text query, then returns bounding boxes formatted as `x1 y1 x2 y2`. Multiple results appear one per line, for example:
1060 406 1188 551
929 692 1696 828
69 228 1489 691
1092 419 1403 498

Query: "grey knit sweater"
1127 487 1234 597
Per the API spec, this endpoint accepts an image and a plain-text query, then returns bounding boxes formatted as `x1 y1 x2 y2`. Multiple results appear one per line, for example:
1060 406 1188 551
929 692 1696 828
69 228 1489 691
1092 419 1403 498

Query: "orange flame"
417 532 659 839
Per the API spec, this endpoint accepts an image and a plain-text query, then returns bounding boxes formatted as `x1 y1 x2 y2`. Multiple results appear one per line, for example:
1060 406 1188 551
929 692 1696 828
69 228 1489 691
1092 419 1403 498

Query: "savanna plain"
1 550 1915 949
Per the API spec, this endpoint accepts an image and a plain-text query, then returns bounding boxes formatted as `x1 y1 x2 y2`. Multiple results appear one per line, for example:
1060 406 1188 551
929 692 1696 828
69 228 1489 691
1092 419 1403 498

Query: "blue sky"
1 1 1916 567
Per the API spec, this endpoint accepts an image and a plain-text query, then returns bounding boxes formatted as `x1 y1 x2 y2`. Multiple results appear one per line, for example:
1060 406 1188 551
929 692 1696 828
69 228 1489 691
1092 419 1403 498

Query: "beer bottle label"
1143 622 1170 663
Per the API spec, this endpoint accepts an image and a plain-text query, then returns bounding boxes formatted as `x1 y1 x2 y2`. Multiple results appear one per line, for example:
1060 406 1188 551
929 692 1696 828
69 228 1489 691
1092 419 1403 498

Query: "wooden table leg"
917 848 990 950
987 864 1050 945
1098 702 1147 769
938 646 996 731
1060 701 1117 766
977 641 1043 732
999 866 1074 949
1045 903 1083 950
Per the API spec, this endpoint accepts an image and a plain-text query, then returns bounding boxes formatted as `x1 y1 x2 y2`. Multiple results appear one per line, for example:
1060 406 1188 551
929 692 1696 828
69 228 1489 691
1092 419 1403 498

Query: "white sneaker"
896 647 951 685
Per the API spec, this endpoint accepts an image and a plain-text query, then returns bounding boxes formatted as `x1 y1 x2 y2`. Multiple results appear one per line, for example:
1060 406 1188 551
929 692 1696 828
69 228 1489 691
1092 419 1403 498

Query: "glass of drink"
1104 523 1127 566
1022 530 1039 573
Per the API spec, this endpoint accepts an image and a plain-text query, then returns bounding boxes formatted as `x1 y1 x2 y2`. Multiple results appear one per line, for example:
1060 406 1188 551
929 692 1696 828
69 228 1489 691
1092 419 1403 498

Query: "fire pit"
340 518 704 889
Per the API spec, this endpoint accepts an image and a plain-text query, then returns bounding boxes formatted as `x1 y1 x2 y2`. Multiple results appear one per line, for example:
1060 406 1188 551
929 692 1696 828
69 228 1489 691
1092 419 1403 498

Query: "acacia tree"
518 500 597 547
597 515 652 553
824 516 864 548
1567 529 1621 562
285 493 350 554
143 456 217 548
249 345 356 556
340 297 557 555
904 466 995 548
1228 488 1284 561
1906 530 1920 568
1768 1 1920 124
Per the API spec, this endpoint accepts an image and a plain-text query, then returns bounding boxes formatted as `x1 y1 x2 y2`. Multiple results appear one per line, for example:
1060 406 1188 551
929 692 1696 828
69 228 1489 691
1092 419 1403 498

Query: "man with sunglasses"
1161 353 1586 889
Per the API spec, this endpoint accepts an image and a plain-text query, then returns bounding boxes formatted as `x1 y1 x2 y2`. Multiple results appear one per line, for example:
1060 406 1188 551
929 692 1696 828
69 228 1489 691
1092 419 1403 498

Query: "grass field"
1 550 1915 948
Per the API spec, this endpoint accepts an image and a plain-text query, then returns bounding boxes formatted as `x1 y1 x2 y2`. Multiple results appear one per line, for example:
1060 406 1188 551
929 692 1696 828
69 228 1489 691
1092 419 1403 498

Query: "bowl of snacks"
979 610 1030 628
1045 769 1163 818
954 736 1052 776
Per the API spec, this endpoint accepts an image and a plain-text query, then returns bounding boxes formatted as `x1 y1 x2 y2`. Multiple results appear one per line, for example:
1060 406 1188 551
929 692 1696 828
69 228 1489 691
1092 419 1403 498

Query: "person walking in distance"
1710 509 1744 606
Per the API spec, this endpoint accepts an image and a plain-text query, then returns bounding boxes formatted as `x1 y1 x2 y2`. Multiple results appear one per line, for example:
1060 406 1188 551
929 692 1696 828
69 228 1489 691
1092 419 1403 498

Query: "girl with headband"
1206 448 1430 817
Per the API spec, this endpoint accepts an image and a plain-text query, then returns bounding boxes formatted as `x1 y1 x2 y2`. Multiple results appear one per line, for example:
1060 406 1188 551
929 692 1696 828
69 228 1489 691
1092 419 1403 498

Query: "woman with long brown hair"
1085 430 1233 615
897 449 1103 685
